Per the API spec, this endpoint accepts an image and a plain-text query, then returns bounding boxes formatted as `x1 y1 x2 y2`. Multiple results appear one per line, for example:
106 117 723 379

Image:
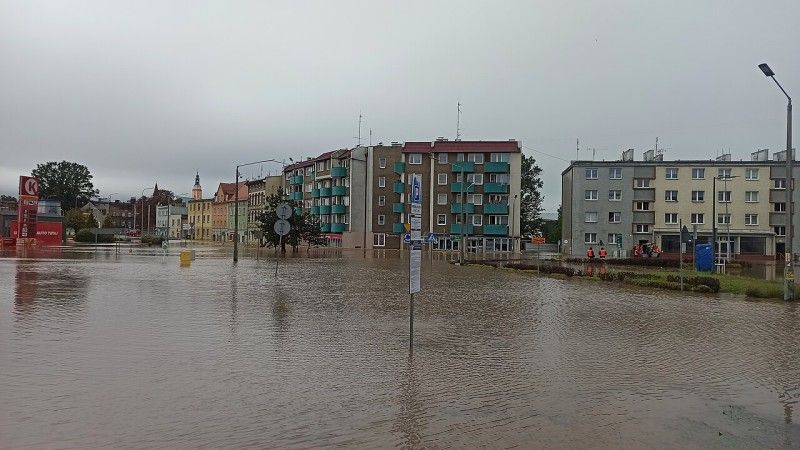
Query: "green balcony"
392 223 405 234
320 223 331 233
331 204 347 214
451 182 475 193
393 162 406 174
311 188 321 198
484 161 510 173
484 224 508 235
451 203 475 214
483 203 509 214
319 205 331 214
331 166 348 177
294 207 303 216
289 175 304 185
392 202 405 213
330 223 347 233
331 185 347 196
393 181 405 194
320 187 332 197
290 191 303 201
484 183 509 194
310 205 320 215
452 161 475 173
450 223 474 235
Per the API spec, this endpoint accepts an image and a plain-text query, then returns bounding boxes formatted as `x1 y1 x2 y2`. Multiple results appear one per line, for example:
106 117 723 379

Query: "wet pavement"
1 246 799 448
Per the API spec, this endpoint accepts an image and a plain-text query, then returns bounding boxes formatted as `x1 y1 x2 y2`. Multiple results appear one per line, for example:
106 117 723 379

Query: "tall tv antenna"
357 113 363 146
456 101 462 140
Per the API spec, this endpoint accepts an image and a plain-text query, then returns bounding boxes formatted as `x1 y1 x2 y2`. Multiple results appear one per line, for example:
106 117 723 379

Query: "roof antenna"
456 101 462 141
369 128 373 146
355 112 363 146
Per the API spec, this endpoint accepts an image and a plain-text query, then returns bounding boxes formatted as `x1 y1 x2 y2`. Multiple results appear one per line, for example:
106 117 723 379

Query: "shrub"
75 229 114 243
565 257 691 268
746 285 783 299
141 235 164 246
503 263 576 277
664 275 720 293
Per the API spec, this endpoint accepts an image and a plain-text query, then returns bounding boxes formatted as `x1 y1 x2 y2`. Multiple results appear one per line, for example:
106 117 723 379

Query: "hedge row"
75 229 114 243
664 275 721 293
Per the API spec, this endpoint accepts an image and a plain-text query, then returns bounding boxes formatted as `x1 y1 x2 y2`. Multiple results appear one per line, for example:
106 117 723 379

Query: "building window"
437 173 447 185
471 215 483 226
608 190 622 201
665 190 678 202
745 191 759 202
437 193 447 205
585 190 598 201
634 178 651 188
634 224 650 234
608 212 621 223
665 167 679 179
608 233 623 244
745 168 759 180
717 214 731 225
585 212 598 223
775 179 786 189
718 168 732 178
373 233 386 247
467 153 484 164
585 168 598 180
466 173 483 185
745 214 758 226
377 214 385 225
438 153 449 164
692 190 705 202
692 168 705 179
634 201 650 211
437 214 447 225
584 232 597 244
775 226 786 236
691 213 704 224
378 176 386 188
609 167 622 179
467 194 483 205
775 202 786 212
408 153 423 165
717 191 732 203
665 213 678 224
490 153 509 163
378 195 386 206
378 158 387 169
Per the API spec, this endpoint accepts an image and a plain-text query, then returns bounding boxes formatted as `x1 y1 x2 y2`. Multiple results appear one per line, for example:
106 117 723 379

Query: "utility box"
695 244 714 272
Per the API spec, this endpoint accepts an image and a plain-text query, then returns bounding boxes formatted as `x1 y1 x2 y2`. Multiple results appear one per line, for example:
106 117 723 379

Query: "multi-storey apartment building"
246 175 283 242
284 139 522 251
188 198 212 240
561 149 790 259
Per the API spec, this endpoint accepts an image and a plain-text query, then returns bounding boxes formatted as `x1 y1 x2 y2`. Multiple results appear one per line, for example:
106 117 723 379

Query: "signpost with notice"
532 235 545 272
408 174 423 353
274 203 292 278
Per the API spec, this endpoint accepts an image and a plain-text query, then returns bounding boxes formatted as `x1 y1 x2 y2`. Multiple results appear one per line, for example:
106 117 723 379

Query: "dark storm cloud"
1 0 798 209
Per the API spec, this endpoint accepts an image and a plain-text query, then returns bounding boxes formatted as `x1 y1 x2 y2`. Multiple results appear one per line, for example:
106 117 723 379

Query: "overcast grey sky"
1 0 798 210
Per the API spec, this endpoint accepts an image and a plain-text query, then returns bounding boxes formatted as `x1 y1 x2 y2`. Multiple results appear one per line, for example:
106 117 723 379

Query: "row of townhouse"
561 148 796 259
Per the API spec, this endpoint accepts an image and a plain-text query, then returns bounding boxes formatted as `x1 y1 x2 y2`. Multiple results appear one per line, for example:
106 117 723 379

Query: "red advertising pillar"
17 176 40 245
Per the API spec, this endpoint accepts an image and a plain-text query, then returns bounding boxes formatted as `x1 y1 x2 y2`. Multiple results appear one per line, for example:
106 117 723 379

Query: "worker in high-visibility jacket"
598 247 607 259
587 247 595 259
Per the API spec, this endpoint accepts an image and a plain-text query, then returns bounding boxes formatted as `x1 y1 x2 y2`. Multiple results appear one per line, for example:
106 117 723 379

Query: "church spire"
194 171 200 186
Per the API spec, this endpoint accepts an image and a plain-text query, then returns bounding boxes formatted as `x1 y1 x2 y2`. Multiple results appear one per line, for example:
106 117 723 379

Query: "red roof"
403 140 520 153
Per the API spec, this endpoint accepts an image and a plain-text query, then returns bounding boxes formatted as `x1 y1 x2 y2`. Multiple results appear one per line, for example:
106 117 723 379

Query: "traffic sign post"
408 174 423 354
273 205 293 278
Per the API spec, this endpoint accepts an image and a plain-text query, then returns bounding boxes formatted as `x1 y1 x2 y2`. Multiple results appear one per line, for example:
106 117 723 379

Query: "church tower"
192 171 203 200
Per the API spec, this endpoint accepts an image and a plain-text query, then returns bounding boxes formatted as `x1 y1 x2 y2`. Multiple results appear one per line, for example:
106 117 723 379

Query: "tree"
520 153 544 236
32 161 99 210
257 188 324 253
102 213 115 228
1 195 16 202
546 205 562 244
64 208 87 233
85 211 98 229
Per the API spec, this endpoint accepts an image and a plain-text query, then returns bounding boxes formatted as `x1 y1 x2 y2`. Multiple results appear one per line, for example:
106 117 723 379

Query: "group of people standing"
586 242 662 259
586 246 607 259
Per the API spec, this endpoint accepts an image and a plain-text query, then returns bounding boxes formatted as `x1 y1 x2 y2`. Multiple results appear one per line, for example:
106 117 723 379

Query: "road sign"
410 174 422 215
403 233 411 243
410 244 421 294
532 236 545 245
18 176 39 197
411 230 421 241
274 219 291 236
410 216 422 230
426 233 438 243
276 203 292 220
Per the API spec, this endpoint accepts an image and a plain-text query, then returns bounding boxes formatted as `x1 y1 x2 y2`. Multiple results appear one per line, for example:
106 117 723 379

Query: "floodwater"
1 247 799 449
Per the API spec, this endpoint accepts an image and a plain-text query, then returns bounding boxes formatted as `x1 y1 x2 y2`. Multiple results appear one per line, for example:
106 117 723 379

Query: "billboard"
10 221 62 246
17 176 40 241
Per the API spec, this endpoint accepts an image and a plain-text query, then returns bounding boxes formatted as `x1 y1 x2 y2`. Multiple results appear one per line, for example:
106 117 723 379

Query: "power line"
522 145 571 163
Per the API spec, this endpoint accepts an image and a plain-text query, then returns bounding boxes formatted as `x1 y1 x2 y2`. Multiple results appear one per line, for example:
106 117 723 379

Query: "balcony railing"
330 204 347 214
484 183 509 194
484 161 509 173
393 181 405 194
483 224 508 235
450 203 475 214
319 205 331 214
392 223 405 234
392 202 405 213
483 203 508 214
452 161 475 173
331 166 348 178
319 187 332 197
449 223 474 235
393 162 406 174
289 175 304 185
450 182 475 193
331 185 347 196
330 223 347 233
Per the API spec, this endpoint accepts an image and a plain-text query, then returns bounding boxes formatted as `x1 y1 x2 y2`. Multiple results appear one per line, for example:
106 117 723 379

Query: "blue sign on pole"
403 233 411 243
426 233 437 243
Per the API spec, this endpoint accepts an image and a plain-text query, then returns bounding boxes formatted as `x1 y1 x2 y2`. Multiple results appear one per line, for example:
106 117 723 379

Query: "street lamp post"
759 63 794 301
234 159 284 263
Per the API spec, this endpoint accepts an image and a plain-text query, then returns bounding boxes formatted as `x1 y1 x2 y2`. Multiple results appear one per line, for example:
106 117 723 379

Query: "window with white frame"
379 158 387 169
745 168 759 180
585 168 598 179
775 179 786 189
691 213 704 224
585 212 598 223
488 215 508 225
584 232 597 243
437 193 448 205
377 214 385 225
692 168 705 179
437 173 447 185
665 213 678 224
378 176 386 188
774 202 786 212
408 153 423 165
467 194 483 205
745 191 759 202
692 190 705 202
717 214 731 225
467 153 484 164
775 226 786 236
634 178 651 188
608 190 622 201
665 190 678 202
438 153 448 164
489 173 510 184
718 168 732 178
490 153 509 162
437 214 447 225
609 167 622 179
378 195 385 206
634 201 650 211
466 173 483 185
717 191 732 203
373 233 386 247
608 212 621 223
634 224 650 234
745 214 758 225
608 233 623 245
585 190 598 200
471 215 483 226
665 167 679 179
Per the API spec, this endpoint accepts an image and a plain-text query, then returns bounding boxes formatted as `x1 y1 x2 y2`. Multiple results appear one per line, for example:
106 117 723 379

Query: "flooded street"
1 249 799 448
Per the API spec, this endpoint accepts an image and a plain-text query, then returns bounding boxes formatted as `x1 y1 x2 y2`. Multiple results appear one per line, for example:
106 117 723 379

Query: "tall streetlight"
234 159 284 263
711 175 738 265
759 63 794 301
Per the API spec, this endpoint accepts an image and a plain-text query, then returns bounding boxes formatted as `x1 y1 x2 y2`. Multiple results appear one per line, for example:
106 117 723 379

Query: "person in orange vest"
633 244 641 257
587 246 595 259
598 247 607 259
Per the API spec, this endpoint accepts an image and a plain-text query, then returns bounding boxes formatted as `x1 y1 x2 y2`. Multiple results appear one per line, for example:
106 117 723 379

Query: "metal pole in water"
275 234 281 278
409 292 414 354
